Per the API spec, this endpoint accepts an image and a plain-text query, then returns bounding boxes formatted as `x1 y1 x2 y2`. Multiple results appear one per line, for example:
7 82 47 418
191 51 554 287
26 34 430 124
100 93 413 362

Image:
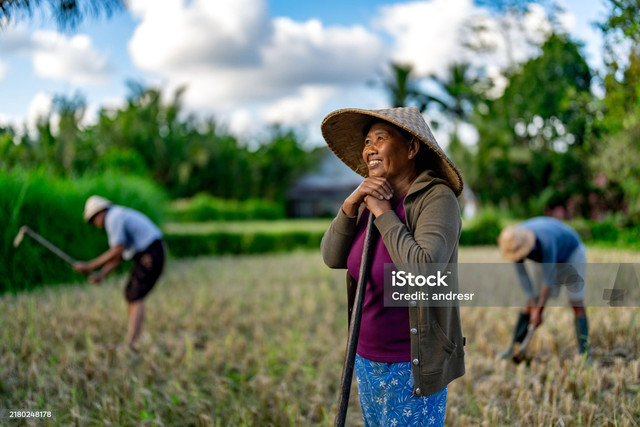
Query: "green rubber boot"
575 316 590 355
500 312 531 359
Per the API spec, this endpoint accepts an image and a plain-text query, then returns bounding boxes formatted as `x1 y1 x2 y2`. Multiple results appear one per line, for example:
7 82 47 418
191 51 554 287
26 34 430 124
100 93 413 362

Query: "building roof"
289 147 362 197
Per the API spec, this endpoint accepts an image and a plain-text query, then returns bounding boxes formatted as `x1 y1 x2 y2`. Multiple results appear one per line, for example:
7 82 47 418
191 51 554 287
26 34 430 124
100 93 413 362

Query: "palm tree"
418 62 486 123
0 0 124 29
380 62 420 108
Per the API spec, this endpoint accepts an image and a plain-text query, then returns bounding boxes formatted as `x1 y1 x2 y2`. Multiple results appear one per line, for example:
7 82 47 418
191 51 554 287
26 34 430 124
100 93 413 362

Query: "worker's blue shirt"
514 217 582 295
104 206 162 260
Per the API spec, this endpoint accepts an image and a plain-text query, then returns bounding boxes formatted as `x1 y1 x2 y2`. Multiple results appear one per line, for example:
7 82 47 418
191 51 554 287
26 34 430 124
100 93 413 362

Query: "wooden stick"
17 226 76 265
334 214 375 427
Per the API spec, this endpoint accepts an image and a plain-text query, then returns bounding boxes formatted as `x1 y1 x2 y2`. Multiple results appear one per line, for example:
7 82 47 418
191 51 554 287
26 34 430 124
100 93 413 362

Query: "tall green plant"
0 168 167 293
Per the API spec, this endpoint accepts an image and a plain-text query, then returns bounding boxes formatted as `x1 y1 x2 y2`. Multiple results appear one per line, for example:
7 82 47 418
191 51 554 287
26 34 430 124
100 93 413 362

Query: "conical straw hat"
321 107 463 196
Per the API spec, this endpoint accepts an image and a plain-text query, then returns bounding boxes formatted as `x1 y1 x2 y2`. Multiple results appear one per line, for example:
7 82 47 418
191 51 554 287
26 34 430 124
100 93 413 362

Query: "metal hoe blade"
13 226 27 247
12 225 76 265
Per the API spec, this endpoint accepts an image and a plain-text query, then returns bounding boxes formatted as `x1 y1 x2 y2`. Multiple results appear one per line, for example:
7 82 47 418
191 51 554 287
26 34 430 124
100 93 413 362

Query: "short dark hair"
362 119 413 143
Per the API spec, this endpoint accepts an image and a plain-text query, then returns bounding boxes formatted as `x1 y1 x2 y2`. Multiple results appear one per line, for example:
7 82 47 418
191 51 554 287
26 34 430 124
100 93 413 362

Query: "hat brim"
499 229 536 262
321 108 463 196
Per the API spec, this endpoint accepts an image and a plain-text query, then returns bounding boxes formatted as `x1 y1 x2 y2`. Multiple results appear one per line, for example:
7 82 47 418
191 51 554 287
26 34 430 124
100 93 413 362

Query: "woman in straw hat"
497 217 589 358
321 107 465 426
73 195 166 352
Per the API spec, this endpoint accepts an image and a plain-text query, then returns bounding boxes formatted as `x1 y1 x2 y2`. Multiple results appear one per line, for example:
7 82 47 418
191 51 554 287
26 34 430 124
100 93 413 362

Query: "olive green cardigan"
321 169 465 396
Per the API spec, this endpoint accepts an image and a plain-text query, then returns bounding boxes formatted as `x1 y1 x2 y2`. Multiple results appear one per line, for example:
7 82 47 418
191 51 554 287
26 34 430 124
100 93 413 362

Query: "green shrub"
164 231 324 257
168 193 285 222
566 218 592 242
460 209 503 246
1 168 167 293
588 222 619 242
619 226 640 247
567 216 639 247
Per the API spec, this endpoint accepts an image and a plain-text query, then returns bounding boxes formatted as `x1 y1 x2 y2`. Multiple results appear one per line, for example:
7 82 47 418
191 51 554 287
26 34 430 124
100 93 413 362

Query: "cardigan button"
415 388 421 396
412 358 419 365
410 328 418 335
410 300 417 307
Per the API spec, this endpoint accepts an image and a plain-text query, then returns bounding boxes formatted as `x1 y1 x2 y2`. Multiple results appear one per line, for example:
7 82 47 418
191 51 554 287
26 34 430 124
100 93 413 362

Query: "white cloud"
523 4 553 44
259 85 336 125
129 0 268 71
27 92 55 134
228 109 254 138
0 24 33 54
263 18 385 87
127 0 384 114
557 7 576 33
0 92 55 136
27 92 53 121
484 5 554 67
31 31 111 85
375 0 476 76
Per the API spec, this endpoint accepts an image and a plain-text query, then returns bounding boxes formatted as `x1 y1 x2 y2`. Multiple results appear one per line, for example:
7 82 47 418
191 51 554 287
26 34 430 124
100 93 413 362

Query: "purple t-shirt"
347 195 410 363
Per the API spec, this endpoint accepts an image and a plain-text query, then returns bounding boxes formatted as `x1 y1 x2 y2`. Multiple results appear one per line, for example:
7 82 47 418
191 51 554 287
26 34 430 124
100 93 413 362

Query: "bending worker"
498 216 589 358
73 196 166 351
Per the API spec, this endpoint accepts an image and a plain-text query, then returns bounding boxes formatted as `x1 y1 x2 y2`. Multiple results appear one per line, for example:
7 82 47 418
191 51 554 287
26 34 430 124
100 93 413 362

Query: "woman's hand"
342 177 394 217
364 195 392 217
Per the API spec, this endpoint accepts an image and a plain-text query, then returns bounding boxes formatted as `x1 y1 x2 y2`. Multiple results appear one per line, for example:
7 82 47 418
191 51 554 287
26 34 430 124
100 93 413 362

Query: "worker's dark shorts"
125 239 166 302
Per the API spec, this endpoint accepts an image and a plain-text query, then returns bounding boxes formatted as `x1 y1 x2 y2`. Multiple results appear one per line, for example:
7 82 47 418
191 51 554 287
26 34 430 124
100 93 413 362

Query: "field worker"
73 196 166 351
321 107 465 426
498 217 589 358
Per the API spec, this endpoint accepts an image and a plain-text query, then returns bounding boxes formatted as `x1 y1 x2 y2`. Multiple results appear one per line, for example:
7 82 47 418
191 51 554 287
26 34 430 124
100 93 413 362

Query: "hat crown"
83 195 112 222
369 107 440 150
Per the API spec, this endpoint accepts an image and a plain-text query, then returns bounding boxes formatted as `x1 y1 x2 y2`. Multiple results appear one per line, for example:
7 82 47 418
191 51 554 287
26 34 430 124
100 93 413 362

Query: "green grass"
163 219 332 235
1 248 639 426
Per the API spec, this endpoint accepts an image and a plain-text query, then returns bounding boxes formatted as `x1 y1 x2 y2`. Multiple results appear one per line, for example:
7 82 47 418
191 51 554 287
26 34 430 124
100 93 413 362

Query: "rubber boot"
575 316 590 355
500 312 531 359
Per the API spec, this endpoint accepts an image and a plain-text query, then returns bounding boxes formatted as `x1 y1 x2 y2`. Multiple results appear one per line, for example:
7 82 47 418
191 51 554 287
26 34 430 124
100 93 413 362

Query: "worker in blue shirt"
73 196 166 351
498 217 589 358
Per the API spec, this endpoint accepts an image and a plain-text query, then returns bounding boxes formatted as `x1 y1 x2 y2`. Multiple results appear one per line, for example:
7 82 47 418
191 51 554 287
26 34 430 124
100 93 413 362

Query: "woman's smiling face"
362 122 414 180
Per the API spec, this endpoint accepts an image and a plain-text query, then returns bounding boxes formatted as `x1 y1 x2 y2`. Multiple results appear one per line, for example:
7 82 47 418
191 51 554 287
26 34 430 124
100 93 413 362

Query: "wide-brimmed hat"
498 226 536 262
83 195 112 223
320 107 463 196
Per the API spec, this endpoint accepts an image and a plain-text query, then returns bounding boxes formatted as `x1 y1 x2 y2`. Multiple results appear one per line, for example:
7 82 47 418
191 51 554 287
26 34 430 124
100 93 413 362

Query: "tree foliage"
472 33 598 217
593 0 640 222
1 85 318 203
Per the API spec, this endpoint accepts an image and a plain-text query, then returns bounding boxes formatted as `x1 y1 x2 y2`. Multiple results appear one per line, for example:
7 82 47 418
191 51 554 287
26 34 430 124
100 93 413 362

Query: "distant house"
287 147 478 219
288 147 362 218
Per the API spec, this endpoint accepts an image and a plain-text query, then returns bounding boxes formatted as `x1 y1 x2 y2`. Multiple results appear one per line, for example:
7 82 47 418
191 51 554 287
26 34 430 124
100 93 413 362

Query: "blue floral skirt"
355 354 447 426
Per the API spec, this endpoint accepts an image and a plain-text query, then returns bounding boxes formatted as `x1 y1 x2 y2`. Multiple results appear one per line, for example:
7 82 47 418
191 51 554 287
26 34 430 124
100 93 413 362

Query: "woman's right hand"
342 177 393 217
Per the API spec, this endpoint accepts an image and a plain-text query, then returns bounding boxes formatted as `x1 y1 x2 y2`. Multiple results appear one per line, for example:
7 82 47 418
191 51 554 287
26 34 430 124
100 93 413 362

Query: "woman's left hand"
364 195 392 217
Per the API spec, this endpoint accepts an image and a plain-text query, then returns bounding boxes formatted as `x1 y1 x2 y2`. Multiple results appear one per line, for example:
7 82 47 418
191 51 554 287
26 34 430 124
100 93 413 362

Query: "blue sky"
0 0 608 145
